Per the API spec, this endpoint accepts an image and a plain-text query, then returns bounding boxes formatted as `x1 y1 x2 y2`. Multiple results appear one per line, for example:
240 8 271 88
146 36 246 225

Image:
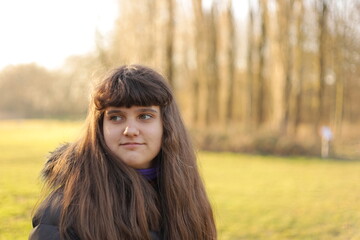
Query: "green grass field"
1 120 360 240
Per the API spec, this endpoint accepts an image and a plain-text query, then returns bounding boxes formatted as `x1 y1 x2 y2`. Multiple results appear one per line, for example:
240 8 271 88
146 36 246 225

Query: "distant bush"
191 129 322 157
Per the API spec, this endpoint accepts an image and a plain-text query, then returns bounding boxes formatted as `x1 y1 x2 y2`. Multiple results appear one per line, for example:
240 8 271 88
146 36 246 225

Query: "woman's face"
103 105 163 169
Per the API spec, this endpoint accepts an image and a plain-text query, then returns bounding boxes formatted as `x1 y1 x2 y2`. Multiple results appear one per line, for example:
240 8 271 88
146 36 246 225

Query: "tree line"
1 0 359 156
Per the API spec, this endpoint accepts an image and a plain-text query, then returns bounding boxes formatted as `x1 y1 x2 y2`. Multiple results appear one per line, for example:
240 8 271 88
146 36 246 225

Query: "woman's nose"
123 126 139 137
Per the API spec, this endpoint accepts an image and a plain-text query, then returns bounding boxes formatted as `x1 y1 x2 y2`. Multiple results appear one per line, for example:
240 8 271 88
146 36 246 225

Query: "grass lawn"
1 120 360 240
200 153 360 240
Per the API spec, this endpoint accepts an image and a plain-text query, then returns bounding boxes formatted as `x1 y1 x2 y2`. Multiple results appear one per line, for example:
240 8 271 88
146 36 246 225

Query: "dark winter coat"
29 191 162 240
28 145 161 240
29 191 79 240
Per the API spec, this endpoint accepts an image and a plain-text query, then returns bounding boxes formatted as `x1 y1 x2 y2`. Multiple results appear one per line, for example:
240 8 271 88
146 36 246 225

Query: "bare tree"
277 0 295 134
316 0 329 128
246 0 255 127
165 0 175 87
111 0 156 66
191 0 204 126
224 0 236 124
204 3 220 126
256 0 269 126
293 0 305 134
95 29 111 70
331 0 360 137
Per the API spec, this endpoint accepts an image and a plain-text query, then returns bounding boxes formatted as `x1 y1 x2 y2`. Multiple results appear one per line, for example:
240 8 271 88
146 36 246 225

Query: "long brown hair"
43 65 216 239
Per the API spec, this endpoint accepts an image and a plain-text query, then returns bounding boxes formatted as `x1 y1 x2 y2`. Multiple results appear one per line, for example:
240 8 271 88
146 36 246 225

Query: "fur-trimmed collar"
42 143 71 187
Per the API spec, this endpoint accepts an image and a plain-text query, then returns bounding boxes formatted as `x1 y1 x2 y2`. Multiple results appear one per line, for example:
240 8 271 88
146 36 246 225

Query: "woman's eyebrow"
105 108 158 115
136 108 158 113
106 109 124 115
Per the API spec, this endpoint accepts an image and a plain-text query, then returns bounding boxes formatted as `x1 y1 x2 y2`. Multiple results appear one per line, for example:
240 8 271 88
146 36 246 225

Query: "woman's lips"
120 142 144 149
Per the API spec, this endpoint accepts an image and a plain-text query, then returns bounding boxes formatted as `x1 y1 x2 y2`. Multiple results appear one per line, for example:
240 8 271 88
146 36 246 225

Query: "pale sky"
0 0 118 70
0 0 247 71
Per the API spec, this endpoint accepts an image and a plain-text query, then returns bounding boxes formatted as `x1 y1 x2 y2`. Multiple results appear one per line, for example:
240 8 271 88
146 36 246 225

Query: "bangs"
94 65 173 110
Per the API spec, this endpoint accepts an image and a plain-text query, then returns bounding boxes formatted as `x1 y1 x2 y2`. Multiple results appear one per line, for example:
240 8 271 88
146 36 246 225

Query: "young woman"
29 65 217 240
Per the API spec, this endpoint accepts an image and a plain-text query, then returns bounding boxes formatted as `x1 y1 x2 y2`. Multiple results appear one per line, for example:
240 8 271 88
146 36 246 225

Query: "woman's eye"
139 114 152 120
109 116 123 121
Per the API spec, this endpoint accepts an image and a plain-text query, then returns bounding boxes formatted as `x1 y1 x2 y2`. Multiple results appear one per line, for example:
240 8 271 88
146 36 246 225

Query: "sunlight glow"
0 0 118 70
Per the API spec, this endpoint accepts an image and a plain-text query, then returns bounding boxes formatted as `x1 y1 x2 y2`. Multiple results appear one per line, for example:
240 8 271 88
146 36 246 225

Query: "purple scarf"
136 167 158 181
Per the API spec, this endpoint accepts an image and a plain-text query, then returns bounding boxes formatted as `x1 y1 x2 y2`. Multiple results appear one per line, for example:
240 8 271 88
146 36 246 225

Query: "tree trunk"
277 0 295 135
165 0 175 87
205 4 220 126
333 3 346 139
293 0 305 134
257 0 268 126
316 0 328 129
225 0 236 124
246 0 254 127
192 0 204 126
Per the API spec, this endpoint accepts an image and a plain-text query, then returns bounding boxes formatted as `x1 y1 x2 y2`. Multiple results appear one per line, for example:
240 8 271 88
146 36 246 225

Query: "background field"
1 120 360 240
